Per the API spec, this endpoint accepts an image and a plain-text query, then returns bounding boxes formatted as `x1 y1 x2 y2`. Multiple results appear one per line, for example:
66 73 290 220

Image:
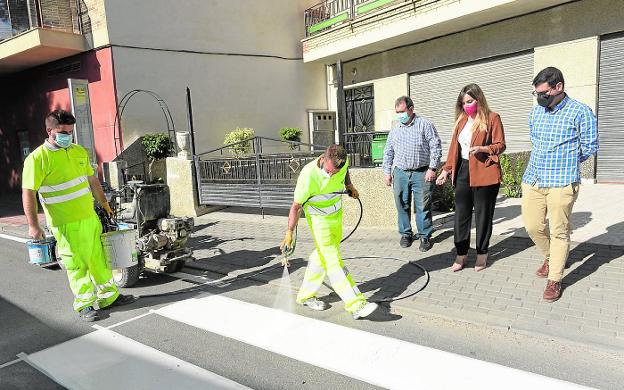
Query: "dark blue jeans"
392 167 434 239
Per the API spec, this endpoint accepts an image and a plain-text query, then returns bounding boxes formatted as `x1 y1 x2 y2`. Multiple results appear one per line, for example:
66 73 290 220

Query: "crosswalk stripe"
19 328 250 390
0 233 29 243
155 294 588 390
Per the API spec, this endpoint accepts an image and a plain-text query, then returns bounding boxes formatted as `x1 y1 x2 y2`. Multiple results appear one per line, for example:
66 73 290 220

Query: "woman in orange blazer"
436 84 506 272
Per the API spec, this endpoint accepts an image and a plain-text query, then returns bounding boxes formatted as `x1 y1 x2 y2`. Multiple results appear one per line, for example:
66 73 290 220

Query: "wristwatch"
429 167 436 172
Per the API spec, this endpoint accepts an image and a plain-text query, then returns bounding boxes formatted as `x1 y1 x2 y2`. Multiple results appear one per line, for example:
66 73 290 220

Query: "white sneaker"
352 302 378 320
299 297 327 311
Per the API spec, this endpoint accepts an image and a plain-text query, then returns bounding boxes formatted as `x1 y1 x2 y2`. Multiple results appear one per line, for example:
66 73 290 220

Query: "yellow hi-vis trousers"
50 213 119 312
296 209 367 313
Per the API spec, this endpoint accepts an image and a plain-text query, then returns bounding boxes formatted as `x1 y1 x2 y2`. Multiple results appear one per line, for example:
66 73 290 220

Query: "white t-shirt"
458 116 474 160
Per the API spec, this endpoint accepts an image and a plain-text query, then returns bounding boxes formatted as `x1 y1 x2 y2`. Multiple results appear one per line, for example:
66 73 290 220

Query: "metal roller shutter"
409 52 534 153
597 35 624 183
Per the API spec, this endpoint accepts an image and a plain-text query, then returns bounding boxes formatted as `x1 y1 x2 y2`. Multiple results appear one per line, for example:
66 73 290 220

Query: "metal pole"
254 137 263 215
193 155 202 207
186 87 197 157
75 0 83 34
6 0 13 36
26 0 33 30
335 60 347 145
35 0 43 27
186 87 201 207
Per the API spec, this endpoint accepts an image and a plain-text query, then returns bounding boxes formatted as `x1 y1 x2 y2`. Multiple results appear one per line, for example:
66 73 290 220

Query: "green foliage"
142 133 173 161
279 127 302 150
500 152 529 198
223 128 255 156
433 179 455 212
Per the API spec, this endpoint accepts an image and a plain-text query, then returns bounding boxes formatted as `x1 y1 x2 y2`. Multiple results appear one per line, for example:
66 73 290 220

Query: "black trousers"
454 158 500 255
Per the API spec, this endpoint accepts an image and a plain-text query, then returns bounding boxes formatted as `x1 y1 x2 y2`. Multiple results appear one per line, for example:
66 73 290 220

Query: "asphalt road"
1 237 623 389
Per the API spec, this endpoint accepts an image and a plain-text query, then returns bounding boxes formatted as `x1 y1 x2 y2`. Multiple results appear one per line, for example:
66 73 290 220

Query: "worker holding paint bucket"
22 109 136 322
280 144 378 320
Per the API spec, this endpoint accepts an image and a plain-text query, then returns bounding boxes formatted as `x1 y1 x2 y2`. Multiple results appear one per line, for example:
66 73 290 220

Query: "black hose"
343 257 429 303
138 191 430 303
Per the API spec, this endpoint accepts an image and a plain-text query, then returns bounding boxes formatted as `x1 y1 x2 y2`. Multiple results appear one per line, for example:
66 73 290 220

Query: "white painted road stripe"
20 328 250 390
91 311 154 330
156 294 589 390
0 233 29 243
0 356 23 369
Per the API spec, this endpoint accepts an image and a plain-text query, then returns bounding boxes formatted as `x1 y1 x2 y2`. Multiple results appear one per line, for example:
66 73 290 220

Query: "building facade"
302 0 624 183
0 0 325 194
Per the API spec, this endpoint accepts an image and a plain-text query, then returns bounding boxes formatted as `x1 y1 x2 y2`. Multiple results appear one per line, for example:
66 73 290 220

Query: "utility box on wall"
308 110 336 150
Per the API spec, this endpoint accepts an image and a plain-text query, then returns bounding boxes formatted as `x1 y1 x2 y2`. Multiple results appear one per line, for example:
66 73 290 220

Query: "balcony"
302 0 574 63
0 0 88 73
304 0 415 38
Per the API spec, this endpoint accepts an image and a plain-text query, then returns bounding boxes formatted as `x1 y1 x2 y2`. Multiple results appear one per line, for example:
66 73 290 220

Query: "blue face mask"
396 111 410 124
55 133 73 148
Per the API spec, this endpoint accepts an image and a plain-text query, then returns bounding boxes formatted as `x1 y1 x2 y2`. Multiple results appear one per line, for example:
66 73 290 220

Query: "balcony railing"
304 0 440 37
0 0 84 42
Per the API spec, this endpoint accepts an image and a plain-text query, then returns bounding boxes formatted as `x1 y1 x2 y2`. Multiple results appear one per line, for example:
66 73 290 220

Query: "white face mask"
319 164 332 178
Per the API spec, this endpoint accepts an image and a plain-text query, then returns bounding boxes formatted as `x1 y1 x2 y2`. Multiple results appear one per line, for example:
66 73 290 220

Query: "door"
597 34 624 183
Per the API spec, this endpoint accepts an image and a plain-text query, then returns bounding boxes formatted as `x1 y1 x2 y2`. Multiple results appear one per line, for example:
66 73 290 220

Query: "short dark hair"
394 96 414 109
324 144 347 168
45 109 76 130
532 67 565 88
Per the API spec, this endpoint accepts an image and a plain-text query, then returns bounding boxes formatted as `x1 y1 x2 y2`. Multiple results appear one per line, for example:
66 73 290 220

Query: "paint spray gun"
281 228 297 267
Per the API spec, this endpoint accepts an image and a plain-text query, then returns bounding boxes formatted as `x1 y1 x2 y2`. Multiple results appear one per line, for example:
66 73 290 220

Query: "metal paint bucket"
26 237 57 266
101 229 138 269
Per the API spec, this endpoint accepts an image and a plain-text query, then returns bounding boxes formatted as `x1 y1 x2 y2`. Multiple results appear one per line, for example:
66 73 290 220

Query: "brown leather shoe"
536 259 549 278
543 280 561 302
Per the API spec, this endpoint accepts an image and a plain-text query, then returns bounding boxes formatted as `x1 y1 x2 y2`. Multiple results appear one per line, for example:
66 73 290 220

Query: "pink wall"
0 47 119 194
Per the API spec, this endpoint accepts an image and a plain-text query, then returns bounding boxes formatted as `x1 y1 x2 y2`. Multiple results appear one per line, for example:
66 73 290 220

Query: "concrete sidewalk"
187 209 624 353
487 183 624 247
2 184 623 352
182 183 624 352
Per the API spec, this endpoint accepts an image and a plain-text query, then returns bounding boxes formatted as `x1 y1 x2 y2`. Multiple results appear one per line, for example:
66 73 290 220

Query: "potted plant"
279 127 302 150
142 133 173 183
223 127 255 157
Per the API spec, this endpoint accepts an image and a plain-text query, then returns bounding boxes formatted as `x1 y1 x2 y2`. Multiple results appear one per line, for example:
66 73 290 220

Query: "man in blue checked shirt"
522 67 598 302
383 96 442 252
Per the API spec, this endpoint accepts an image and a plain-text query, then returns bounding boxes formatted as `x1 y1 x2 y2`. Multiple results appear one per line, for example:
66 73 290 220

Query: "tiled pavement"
187 211 624 352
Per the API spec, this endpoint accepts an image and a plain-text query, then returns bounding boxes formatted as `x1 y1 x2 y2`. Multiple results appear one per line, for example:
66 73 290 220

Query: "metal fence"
195 137 324 211
304 0 366 36
0 0 83 42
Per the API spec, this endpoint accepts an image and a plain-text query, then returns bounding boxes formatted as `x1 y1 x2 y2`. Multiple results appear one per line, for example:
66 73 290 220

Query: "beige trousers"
521 183 579 282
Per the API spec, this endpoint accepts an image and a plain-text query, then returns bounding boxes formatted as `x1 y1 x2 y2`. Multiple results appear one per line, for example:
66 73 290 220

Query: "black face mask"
536 91 556 108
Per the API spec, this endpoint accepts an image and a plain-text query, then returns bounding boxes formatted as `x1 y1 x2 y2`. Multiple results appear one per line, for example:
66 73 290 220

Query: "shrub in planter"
223 127 255 157
433 179 455 212
142 133 173 183
279 127 302 150
500 152 530 198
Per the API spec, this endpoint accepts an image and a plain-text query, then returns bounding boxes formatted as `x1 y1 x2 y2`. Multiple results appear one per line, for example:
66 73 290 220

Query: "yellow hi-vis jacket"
294 157 348 216
22 141 96 227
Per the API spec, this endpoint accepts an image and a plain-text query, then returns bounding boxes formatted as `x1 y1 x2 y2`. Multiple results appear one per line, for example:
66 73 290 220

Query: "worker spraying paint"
280 144 378 320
